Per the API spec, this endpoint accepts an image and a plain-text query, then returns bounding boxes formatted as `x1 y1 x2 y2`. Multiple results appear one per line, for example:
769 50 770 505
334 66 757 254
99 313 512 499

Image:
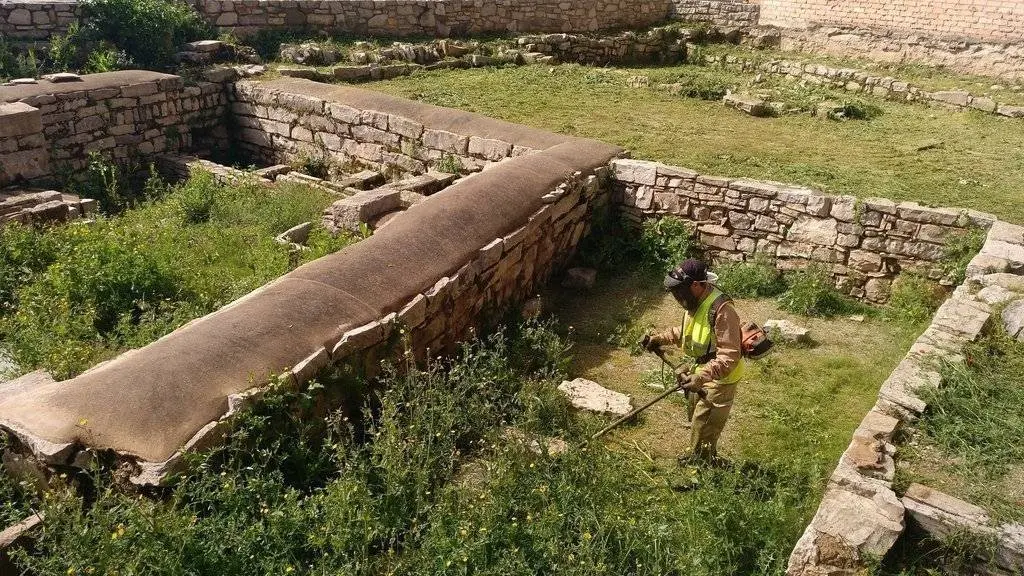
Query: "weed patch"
777 264 863 318
715 256 787 298
0 170 353 379
884 274 945 325
940 228 986 285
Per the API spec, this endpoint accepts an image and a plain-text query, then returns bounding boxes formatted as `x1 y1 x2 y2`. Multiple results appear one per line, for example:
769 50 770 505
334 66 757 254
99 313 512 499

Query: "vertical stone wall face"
0 0 78 42
0 102 49 186
192 0 671 37
1 73 228 178
670 0 759 27
759 0 1024 44
230 81 536 174
611 159 994 301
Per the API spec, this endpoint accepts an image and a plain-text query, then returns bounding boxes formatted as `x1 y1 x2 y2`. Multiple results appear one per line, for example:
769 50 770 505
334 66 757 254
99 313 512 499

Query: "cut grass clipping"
14 321 821 575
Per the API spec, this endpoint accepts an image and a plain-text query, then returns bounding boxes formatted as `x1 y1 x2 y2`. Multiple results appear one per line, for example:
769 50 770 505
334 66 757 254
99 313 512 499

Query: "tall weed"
715 256 787 298
777 264 860 317
884 274 945 325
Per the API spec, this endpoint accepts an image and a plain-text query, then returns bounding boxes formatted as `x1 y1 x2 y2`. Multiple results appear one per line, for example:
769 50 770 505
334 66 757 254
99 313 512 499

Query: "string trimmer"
589 349 707 441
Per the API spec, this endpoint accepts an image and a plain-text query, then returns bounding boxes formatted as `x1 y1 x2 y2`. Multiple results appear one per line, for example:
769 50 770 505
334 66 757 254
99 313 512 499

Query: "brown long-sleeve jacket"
652 297 743 387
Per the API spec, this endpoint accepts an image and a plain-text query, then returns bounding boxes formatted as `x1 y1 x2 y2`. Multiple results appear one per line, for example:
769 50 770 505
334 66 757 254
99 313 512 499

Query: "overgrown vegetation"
14 321 823 575
777 264 863 318
0 168 352 379
715 256 787 298
940 228 986 285
574 210 700 278
1 0 210 80
884 274 945 325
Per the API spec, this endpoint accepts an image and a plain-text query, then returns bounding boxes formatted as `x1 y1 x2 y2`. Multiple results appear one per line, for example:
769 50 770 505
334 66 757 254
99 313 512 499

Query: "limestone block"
977 285 1017 306
0 102 42 138
997 105 1024 118
422 128 468 154
786 216 838 246
468 136 513 161
929 90 970 107
723 93 771 116
611 159 657 185
981 273 1024 293
323 188 402 234
557 378 632 416
764 319 811 343
1003 300 1024 341
878 356 941 415
786 486 904 576
0 149 49 183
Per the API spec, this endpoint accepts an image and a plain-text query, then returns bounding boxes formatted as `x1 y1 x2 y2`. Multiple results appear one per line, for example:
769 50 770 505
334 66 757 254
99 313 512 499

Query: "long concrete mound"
0 77 622 474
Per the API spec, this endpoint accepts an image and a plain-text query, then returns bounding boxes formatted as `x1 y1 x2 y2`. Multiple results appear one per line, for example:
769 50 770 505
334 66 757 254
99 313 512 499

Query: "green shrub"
940 228 985 285
572 204 635 273
777 264 858 317
637 215 700 274
292 149 334 180
435 154 463 174
177 169 219 223
884 273 945 325
80 0 211 69
83 45 121 73
715 256 787 298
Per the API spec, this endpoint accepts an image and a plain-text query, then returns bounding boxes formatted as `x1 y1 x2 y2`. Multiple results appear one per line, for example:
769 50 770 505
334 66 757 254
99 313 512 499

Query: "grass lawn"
361 63 1024 223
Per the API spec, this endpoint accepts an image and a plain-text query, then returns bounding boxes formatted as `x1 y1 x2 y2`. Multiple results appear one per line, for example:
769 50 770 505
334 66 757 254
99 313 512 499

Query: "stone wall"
189 0 672 38
670 0 759 28
786 219 1024 575
704 53 1024 118
0 102 48 186
611 158 995 301
230 79 556 175
759 0 1024 45
129 158 610 484
516 27 686 66
777 26 1024 82
0 0 78 43
1 71 228 179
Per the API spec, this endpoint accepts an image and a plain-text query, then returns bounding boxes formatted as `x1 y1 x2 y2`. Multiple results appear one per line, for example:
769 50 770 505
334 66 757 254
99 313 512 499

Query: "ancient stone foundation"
611 158 994 301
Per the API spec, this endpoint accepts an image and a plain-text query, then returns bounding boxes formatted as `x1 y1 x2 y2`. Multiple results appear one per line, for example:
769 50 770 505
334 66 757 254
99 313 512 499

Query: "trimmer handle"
652 349 707 401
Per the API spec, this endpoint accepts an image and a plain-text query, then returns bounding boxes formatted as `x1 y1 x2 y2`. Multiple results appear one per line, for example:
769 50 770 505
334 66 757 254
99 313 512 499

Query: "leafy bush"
0 39 39 81
777 264 859 317
177 169 219 223
715 256 787 298
435 154 463 175
572 204 636 273
78 0 211 69
636 215 700 274
941 228 986 285
292 149 335 180
884 273 945 325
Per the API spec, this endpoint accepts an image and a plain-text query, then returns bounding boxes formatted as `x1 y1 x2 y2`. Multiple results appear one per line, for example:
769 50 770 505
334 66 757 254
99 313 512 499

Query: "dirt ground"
543 273 922 472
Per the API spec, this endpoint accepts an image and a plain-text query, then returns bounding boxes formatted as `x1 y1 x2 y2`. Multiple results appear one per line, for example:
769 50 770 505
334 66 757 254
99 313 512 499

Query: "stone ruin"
2 0 1024 567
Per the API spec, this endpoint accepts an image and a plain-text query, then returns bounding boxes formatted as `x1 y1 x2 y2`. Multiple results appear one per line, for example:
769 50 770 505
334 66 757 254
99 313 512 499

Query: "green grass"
0 170 353 379
12 321 830 575
896 330 1024 524
362 63 1024 223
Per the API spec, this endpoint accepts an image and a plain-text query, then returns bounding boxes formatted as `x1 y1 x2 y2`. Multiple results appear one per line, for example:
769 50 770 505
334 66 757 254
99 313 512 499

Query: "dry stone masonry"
611 158 994 301
787 219 1024 576
705 54 1024 118
1 71 228 180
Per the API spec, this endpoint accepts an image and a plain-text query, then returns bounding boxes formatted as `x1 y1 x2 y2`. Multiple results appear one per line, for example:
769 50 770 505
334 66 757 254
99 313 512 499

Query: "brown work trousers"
685 380 738 460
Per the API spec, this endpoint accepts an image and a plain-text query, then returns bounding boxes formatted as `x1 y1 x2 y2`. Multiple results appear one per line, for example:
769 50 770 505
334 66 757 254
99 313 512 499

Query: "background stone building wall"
758 0 1024 44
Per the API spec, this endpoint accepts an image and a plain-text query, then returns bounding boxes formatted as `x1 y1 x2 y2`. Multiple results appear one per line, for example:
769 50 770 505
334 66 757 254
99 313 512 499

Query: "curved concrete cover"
0 137 621 463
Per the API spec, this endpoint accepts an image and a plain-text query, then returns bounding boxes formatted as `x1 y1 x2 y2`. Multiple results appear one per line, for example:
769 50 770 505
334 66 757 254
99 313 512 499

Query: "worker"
643 258 745 462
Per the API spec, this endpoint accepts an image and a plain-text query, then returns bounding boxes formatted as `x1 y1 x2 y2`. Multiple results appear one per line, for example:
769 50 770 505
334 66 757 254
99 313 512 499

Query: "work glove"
640 333 661 352
676 372 703 394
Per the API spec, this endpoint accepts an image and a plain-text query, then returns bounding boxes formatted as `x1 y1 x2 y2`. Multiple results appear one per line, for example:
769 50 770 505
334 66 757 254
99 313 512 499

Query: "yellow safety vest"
681 288 745 384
